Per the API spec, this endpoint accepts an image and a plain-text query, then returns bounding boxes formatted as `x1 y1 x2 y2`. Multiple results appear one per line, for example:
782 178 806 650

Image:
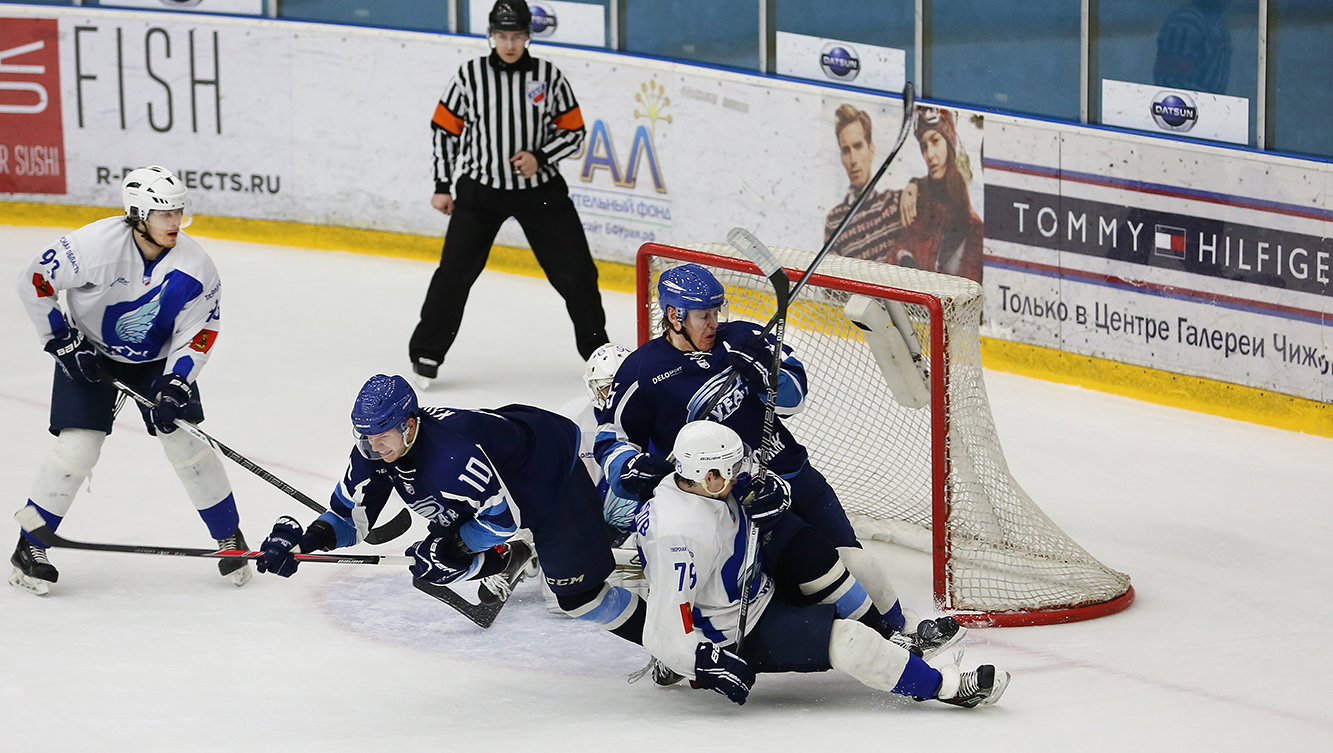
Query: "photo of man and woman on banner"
820 97 985 285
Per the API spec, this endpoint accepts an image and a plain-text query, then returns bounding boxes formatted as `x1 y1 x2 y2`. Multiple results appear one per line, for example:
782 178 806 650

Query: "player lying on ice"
594 263 923 648
637 420 1010 708
253 374 648 645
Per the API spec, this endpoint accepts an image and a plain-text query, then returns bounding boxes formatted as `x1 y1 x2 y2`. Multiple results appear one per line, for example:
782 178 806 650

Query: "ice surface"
1 223 1329 751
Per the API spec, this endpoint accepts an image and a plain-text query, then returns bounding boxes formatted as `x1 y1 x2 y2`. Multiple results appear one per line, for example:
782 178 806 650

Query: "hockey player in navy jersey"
11 166 251 595
637 421 1008 708
594 262 920 638
255 374 648 644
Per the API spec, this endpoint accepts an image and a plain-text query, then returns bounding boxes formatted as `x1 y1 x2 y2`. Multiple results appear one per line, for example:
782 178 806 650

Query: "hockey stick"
14 506 412 566
104 374 413 546
696 84 917 422
412 579 505 629
725 228 790 653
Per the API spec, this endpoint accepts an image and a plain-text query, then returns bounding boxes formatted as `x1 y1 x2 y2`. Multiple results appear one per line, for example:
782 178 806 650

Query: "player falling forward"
637 421 1009 708
11 166 251 595
254 374 648 644
595 262 923 638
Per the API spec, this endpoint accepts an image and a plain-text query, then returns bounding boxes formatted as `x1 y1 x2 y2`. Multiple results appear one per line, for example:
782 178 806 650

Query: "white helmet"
583 343 632 409
123 166 191 227
673 421 746 486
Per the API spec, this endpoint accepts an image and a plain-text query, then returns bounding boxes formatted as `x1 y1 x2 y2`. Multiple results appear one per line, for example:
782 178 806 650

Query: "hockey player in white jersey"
636 421 1009 708
10 166 251 595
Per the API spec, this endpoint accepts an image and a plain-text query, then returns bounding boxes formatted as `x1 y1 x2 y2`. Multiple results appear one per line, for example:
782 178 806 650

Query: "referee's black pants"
410 174 609 367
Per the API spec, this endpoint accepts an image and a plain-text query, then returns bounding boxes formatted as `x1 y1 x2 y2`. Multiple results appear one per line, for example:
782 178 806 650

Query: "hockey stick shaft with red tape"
15 506 412 566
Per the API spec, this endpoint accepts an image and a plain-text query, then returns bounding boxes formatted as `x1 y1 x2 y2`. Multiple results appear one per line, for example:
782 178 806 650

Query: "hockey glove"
744 473 791 534
692 642 755 706
620 452 675 499
150 373 192 434
45 327 102 384
407 534 476 585
725 333 776 393
257 516 306 577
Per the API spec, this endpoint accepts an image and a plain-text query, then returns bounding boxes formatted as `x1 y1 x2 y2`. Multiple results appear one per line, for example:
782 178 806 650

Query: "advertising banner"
0 17 66 194
1101 78 1249 146
983 120 1331 403
817 93 984 284
776 32 906 94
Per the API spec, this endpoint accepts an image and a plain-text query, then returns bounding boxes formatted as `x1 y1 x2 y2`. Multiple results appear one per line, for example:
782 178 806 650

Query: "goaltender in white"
635 420 1009 708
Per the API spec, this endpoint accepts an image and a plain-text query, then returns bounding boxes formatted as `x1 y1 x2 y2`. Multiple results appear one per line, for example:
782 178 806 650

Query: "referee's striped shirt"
432 52 585 193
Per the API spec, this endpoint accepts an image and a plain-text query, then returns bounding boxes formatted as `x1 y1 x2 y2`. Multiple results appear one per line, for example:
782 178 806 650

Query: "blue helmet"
657 263 724 318
351 374 418 437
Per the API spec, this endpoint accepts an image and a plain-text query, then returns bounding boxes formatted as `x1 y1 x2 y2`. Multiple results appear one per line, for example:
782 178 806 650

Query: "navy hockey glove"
725 333 776 393
619 452 675 499
744 473 791 534
45 327 101 384
407 534 476 585
692 642 755 706
150 373 192 434
257 516 305 577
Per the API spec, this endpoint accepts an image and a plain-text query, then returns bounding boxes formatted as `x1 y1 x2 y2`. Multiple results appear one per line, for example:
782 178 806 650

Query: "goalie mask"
673 421 748 498
122 166 192 230
351 374 419 460
583 343 632 409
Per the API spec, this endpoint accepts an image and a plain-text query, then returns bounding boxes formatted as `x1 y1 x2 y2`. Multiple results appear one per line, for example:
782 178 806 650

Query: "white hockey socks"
158 429 234 512
25 429 106 519
827 619 913 693
828 619 946 699
838 545 901 615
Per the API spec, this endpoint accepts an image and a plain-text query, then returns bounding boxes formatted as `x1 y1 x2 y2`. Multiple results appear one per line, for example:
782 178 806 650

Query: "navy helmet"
657 263 725 319
351 375 418 458
489 0 532 33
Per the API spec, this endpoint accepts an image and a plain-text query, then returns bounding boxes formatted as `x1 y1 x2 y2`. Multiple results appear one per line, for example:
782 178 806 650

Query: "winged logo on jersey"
113 293 162 344
685 369 746 423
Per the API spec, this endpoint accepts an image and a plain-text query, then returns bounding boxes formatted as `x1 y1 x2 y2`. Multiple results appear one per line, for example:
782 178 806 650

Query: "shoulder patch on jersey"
31 273 54 298
189 329 218 353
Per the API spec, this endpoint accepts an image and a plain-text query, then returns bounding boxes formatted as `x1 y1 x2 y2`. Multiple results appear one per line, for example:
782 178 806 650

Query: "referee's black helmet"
489 0 532 33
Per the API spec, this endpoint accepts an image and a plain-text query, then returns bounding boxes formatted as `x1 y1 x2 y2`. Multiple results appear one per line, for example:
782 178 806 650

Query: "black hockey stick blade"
413 578 505 629
104 373 414 545
14 506 413 566
363 509 414 545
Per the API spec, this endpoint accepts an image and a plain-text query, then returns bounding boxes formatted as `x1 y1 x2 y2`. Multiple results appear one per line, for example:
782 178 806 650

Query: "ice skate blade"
413 374 433 391
9 566 51 596
227 562 253 587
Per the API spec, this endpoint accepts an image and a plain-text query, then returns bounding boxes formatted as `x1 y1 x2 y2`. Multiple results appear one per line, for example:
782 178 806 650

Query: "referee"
410 0 608 386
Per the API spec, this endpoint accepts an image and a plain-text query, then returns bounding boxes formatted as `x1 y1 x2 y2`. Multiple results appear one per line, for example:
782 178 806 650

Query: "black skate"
215 528 253 586
413 358 440 390
939 664 1010 708
478 539 535 604
10 534 58 596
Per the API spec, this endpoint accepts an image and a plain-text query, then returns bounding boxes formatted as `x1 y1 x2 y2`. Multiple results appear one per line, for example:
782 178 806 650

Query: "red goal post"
637 241 1134 627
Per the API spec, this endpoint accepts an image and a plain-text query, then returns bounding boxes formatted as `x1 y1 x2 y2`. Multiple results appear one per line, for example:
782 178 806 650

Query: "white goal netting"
642 242 1132 624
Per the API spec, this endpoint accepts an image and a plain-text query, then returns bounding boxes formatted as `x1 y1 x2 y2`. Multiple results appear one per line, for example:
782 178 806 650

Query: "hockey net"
638 242 1133 626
